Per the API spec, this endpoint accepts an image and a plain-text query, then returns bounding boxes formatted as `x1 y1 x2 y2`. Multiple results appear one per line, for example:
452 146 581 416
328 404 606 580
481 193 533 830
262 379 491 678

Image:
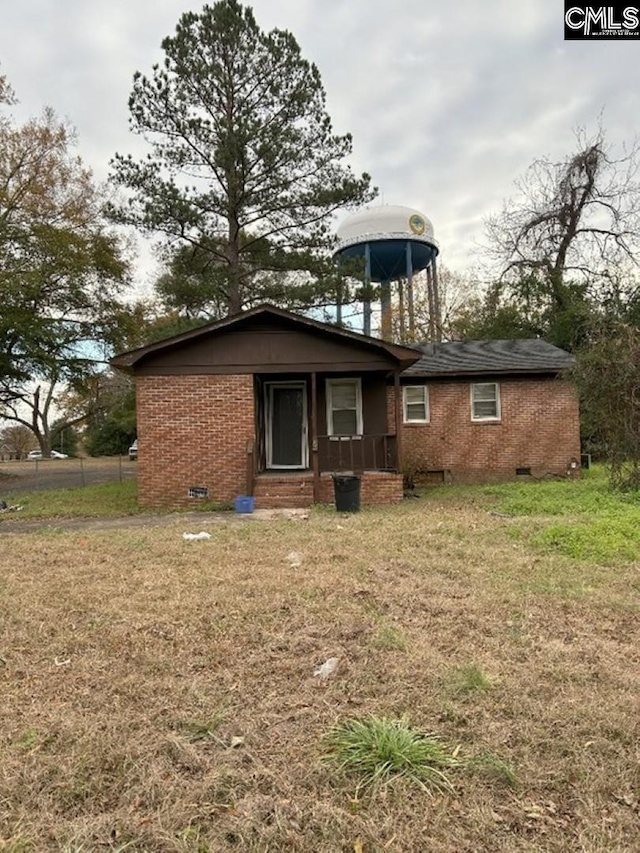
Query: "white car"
27 450 68 460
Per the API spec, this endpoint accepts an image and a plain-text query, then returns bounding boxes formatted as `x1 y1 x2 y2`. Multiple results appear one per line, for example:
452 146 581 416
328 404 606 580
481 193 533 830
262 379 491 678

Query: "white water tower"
334 204 439 339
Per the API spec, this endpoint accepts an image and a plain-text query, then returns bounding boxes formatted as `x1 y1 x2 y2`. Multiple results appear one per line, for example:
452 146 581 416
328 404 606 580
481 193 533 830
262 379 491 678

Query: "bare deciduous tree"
485 130 640 348
390 266 480 343
0 424 35 459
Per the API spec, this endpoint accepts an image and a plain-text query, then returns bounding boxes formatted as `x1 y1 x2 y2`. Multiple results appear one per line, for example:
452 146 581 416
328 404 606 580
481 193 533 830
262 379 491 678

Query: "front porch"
246 369 405 507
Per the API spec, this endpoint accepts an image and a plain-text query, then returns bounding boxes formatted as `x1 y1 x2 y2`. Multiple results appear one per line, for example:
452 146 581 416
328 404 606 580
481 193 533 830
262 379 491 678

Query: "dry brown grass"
0 495 639 852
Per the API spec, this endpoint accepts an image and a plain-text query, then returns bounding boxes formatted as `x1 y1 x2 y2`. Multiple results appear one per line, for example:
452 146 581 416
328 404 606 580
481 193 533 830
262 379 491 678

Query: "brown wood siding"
136 323 399 375
318 435 397 472
316 373 393 470
316 373 389 435
363 375 389 434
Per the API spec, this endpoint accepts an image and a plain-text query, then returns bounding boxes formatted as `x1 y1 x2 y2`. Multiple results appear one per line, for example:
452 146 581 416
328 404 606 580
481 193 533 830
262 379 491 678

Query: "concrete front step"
253 474 315 509
254 495 314 509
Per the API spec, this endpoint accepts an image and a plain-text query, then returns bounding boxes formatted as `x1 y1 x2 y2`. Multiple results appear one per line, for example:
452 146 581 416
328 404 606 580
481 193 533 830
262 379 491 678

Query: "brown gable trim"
111 304 422 373
136 361 400 376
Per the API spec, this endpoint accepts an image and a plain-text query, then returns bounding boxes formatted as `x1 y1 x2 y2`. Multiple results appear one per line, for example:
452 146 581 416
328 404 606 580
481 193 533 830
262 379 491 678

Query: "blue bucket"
234 495 255 514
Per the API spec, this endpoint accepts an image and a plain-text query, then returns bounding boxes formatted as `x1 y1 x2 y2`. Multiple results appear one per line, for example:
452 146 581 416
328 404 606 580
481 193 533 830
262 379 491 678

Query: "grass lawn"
0 480 232 521
1 479 141 519
0 471 639 851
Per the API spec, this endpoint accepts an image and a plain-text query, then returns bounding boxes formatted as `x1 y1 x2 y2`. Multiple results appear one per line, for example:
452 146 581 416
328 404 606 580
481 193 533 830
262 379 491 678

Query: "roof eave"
404 366 573 379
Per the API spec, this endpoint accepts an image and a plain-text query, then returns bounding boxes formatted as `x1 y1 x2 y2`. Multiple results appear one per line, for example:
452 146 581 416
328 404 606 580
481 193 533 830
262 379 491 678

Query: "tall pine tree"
111 0 376 316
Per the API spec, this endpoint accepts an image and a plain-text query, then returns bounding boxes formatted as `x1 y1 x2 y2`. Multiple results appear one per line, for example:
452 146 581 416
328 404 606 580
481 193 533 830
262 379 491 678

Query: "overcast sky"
1 0 638 297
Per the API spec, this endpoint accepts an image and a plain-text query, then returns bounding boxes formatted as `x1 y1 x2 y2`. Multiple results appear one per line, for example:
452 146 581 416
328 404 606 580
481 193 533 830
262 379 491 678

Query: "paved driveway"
0 507 310 534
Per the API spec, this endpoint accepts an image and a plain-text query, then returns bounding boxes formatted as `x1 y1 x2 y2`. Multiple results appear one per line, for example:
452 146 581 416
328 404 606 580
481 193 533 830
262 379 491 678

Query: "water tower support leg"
380 279 392 341
363 243 372 336
406 242 415 340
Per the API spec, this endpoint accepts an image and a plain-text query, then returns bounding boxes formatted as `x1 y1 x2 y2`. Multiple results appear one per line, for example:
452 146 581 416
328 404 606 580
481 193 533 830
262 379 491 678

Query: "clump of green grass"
447 664 492 695
507 611 528 643
1 481 233 522
4 840 34 853
177 711 225 743
324 716 461 795
193 500 234 513
13 728 47 751
371 624 407 651
469 750 519 789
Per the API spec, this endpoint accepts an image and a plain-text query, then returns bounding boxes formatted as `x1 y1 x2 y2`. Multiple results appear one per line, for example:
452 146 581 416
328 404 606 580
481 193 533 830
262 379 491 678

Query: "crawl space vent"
188 486 209 499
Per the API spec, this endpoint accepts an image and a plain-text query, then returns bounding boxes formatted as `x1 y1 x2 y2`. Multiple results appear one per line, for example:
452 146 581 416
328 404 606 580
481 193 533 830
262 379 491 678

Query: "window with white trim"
471 382 501 421
326 379 363 436
403 385 429 423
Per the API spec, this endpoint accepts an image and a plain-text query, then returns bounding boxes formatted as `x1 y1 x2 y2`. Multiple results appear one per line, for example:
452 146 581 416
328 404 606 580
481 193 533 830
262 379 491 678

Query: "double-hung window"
471 382 500 421
403 385 429 423
326 379 362 436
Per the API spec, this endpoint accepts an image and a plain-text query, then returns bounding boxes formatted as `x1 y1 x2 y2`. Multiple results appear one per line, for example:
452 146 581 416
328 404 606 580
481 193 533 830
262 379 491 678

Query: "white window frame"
403 385 429 424
471 382 501 422
326 378 363 436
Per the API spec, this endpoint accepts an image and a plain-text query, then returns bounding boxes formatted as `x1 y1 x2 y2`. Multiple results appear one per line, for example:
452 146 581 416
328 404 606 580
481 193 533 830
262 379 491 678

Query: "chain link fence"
0 457 137 496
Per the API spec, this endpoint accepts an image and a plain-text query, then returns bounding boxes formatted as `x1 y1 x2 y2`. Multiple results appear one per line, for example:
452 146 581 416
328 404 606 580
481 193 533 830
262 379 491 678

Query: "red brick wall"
252 472 403 508
135 372 579 509
317 472 403 505
136 374 254 508
391 377 581 483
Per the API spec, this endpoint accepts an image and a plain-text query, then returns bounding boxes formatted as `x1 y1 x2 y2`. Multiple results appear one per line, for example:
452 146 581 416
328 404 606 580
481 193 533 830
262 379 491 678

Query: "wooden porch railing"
317 434 398 473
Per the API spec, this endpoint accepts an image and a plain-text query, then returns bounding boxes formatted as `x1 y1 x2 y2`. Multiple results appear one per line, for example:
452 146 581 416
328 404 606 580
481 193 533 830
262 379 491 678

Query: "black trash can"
332 474 361 512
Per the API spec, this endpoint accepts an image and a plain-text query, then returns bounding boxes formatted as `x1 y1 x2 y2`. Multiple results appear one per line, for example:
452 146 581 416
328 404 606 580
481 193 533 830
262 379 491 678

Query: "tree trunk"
426 266 436 341
432 256 443 342
226 213 243 315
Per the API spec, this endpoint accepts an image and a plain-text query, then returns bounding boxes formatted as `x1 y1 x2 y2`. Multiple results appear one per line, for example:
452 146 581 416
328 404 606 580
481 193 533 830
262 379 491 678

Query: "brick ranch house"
111 304 580 509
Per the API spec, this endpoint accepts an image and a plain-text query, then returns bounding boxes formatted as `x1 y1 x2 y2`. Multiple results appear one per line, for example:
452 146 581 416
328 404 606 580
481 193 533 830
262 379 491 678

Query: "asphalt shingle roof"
403 339 574 378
